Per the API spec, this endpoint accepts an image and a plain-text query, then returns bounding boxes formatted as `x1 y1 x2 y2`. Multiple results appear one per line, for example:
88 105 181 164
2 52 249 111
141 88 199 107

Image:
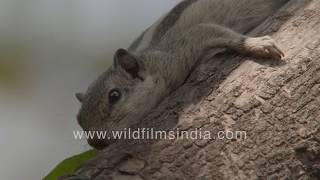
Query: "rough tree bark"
61 0 320 179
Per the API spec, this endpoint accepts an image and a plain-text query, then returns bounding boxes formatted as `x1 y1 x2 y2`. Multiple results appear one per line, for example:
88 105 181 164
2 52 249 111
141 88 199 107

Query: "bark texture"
61 0 320 179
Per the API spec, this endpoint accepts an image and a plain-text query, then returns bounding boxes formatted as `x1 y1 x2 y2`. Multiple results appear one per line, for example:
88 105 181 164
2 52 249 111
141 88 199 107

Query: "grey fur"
150 0 198 47
129 0 199 51
76 0 288 149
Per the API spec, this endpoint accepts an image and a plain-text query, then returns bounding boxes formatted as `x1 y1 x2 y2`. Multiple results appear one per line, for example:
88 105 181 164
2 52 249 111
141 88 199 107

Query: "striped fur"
77 0 289 149
130 0 288 52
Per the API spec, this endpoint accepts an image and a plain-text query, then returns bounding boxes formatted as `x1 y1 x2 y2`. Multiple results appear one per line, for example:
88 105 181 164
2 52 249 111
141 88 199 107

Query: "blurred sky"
0 0 179 179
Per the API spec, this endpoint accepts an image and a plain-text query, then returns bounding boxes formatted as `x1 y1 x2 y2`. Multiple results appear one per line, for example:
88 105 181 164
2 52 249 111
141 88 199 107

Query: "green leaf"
43 150 96 180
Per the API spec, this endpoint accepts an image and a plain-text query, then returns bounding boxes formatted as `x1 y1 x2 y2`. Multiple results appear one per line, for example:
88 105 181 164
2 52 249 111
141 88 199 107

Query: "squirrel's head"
75 49 166 149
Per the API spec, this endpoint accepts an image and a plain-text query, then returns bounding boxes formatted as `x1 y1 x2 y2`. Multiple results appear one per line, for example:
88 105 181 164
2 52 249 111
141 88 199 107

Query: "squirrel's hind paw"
244 36 285 60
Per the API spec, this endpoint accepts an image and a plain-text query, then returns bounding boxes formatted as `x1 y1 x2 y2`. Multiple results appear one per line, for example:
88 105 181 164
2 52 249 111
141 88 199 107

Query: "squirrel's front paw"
244 36 284 60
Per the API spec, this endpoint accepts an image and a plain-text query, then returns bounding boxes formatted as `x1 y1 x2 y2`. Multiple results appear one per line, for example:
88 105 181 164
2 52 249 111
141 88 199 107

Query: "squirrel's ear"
113 48 145 80
75 93 84 103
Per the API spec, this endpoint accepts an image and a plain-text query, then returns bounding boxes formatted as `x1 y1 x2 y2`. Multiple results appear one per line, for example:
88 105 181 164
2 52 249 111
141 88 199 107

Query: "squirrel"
75 0 288 149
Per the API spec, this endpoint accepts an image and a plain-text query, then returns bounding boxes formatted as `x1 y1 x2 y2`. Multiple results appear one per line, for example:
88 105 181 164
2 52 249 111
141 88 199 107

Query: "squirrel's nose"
87 138 108 150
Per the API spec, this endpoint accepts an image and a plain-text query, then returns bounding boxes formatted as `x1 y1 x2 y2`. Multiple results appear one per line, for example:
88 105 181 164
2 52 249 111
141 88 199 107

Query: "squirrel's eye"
108 89 121 104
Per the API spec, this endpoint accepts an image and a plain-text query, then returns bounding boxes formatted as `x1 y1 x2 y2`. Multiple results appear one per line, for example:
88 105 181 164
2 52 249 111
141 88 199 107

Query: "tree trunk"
61 0 320 179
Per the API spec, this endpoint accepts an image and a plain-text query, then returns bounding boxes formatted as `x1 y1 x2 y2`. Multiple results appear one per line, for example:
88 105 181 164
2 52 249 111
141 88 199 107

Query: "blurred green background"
0 0 179 179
